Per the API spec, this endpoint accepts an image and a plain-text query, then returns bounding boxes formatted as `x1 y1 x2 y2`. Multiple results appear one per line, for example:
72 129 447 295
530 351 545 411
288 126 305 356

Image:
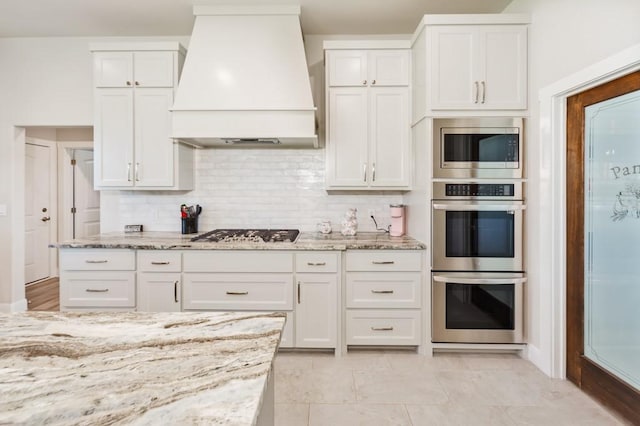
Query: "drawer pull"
226 291 248 296
372 261 395 265
85 288 109 293
151 261 170 265
307 262 326 266
371 290 394 294
371 326 394 331
85 260 108 264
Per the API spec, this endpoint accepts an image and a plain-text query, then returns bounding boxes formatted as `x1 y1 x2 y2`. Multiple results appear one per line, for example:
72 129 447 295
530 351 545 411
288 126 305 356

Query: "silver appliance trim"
431 200 525 272
433 117 524 179
432 181 524 201
432 272 525 344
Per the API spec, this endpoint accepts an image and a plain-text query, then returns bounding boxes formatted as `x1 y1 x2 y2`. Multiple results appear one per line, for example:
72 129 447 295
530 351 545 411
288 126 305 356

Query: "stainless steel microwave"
433 117 524 179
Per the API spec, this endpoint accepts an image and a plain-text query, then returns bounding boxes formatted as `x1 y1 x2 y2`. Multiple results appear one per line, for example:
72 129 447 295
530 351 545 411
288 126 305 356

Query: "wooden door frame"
566 70 640 423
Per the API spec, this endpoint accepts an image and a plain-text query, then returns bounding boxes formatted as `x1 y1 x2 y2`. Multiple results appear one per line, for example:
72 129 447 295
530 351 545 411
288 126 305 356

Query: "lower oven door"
432 201 525 272
432 272 525 344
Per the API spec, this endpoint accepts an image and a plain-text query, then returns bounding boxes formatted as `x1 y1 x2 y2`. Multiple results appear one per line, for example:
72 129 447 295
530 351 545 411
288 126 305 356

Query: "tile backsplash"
116 148 404 233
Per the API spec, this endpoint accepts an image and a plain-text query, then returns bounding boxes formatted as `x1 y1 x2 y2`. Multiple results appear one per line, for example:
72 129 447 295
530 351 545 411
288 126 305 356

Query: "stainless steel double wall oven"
431 118 526 344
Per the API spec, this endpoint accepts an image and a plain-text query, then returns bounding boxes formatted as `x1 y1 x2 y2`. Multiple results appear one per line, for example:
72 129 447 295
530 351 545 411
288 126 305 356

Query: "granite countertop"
52 231 426 250
0 311 285 425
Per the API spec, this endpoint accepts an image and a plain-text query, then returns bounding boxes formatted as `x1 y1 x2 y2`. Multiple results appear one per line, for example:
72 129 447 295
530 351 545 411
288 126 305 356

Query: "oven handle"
433 275 527 285
432 203 526 211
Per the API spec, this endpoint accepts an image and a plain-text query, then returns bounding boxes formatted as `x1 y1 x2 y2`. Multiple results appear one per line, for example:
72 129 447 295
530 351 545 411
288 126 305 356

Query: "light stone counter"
0 311 285 425
52 231 426 250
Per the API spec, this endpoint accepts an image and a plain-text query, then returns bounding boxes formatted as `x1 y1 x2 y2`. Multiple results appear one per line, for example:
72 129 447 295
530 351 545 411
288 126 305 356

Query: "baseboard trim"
0 298 28 313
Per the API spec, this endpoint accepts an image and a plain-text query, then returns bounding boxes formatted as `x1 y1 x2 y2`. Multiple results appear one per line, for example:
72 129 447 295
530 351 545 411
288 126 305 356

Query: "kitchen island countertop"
0 311 284 425
51 231 426 250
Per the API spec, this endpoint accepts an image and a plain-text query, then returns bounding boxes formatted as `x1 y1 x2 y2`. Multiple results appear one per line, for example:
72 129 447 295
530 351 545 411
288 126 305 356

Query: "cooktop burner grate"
191 229 300 243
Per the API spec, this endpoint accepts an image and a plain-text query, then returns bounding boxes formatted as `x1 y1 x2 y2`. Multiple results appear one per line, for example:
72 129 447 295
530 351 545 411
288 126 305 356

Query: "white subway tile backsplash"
115 148 402 233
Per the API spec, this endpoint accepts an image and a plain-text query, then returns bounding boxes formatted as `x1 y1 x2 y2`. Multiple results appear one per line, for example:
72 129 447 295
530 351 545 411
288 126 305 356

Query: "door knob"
41 216 51 222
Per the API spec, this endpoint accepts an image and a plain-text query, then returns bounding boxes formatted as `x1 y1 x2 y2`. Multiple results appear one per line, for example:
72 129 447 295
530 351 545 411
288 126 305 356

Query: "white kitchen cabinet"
327 50 409 87
429 24 527 110
325 45 410 190
345 250 422 347
91 43 193 190
294 251 339 349
136 251 182 312
59 249 136 311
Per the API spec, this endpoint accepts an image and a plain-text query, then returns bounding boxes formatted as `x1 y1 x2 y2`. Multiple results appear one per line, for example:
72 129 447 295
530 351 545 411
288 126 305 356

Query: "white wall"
502 0 640 374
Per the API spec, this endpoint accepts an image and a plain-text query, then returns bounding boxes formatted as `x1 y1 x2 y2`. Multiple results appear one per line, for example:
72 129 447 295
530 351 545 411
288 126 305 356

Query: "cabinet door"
295 273 337 348
327 50 367 87
368 50 410 86
133 51 174 88
133 88 174 187
137 272 181 312
480 26 527 109
326 88 369 188
93 52 134 88
369 87 410 188
94 89 134 187
430 26 477 109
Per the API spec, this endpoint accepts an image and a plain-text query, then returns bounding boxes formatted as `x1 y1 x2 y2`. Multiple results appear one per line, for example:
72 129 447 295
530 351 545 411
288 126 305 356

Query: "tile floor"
274 350 627 426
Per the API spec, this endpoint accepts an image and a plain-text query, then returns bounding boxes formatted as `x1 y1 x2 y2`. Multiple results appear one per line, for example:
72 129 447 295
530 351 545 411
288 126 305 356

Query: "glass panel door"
584 89 640 391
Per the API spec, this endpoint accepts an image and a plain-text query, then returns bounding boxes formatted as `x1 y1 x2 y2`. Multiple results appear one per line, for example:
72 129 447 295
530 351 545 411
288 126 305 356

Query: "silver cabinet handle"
371 290 394 294
151 261 170 265
433 275 528 285
127 163 132 182
372 79 376 85
363 163 367 182
372 163 376 182
126 81 132 86
174 281 179 303
481 81 486 104
372 261 395 265
134 81 140 86
226 291 248 295
86 288 109 293
362 80 367 85
297 281 301 304
371 326 394 331
307 262 326 266
135 162 140 182
85 260 108 264
474 81 479 103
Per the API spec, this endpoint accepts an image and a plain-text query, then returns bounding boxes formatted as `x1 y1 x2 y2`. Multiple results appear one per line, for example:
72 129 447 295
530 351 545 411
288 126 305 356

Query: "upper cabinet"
412 14 529 120
328 49 410 87
91 43 194 190
324 42 411 190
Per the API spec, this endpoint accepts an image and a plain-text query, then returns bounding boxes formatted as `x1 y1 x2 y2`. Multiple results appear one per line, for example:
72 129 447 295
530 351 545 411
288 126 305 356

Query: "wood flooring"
26 277 60 311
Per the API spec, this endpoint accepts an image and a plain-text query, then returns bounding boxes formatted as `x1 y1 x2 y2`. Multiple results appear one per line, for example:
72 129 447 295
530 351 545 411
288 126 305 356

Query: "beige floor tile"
504 403 625 425
309 403 412 426
276 352 314 370
385 352 469 372
406 404 514 426
459 353 538 372
275 403 309 426
275 368 357 404
353 369 449 404
312 351 391 371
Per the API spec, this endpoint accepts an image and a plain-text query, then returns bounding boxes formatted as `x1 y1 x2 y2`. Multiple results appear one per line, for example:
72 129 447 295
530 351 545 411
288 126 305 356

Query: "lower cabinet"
137 273 181 312
295 273 338 348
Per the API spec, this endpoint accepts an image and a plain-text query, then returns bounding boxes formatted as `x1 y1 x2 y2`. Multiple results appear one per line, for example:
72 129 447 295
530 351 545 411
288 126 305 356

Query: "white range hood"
171 5 318 148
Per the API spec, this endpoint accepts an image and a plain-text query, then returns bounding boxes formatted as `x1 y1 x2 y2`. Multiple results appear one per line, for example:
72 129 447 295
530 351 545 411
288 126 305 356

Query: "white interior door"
74 149 100 238
25 143 51 284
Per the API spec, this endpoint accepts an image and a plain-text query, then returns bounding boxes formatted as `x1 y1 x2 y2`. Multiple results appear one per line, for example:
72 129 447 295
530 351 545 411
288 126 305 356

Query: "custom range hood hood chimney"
172 5 318 148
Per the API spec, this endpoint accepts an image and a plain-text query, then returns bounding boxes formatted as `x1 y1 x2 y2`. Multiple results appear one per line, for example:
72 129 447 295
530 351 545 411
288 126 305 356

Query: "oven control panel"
445 183 514 197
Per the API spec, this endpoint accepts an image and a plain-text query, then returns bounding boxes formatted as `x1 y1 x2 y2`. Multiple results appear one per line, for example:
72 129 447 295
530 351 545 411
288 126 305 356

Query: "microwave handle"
433 275 527 285
432 203 526 211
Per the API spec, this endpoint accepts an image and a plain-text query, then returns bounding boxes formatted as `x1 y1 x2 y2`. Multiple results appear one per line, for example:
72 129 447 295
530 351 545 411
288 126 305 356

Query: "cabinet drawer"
60 271 135 308
346 272 421 308
137 251 182 272
295 252 338 273
346 250 422 271
183 251 293 273
346 309 421 345
60 249 135 271
182 273 293 310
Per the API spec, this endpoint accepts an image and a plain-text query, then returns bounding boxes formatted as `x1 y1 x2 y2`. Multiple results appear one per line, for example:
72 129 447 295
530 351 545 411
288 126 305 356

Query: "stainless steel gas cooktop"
191 229 300 243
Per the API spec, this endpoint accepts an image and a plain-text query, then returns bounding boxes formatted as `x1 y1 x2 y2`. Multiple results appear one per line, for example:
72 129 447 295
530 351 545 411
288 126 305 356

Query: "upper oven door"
433 118 523 179
432 200 525 272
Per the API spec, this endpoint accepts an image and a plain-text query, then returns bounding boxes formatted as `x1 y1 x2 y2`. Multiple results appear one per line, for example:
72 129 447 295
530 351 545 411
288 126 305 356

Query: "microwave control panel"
445 183 514 197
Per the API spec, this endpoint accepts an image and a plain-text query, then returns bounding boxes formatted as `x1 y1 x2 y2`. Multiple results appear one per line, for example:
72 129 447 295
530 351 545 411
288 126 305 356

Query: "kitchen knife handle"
174 281 179 303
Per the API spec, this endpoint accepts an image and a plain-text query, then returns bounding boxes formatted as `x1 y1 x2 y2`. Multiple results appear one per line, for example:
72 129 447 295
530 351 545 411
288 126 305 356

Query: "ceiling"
0 0 513 37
